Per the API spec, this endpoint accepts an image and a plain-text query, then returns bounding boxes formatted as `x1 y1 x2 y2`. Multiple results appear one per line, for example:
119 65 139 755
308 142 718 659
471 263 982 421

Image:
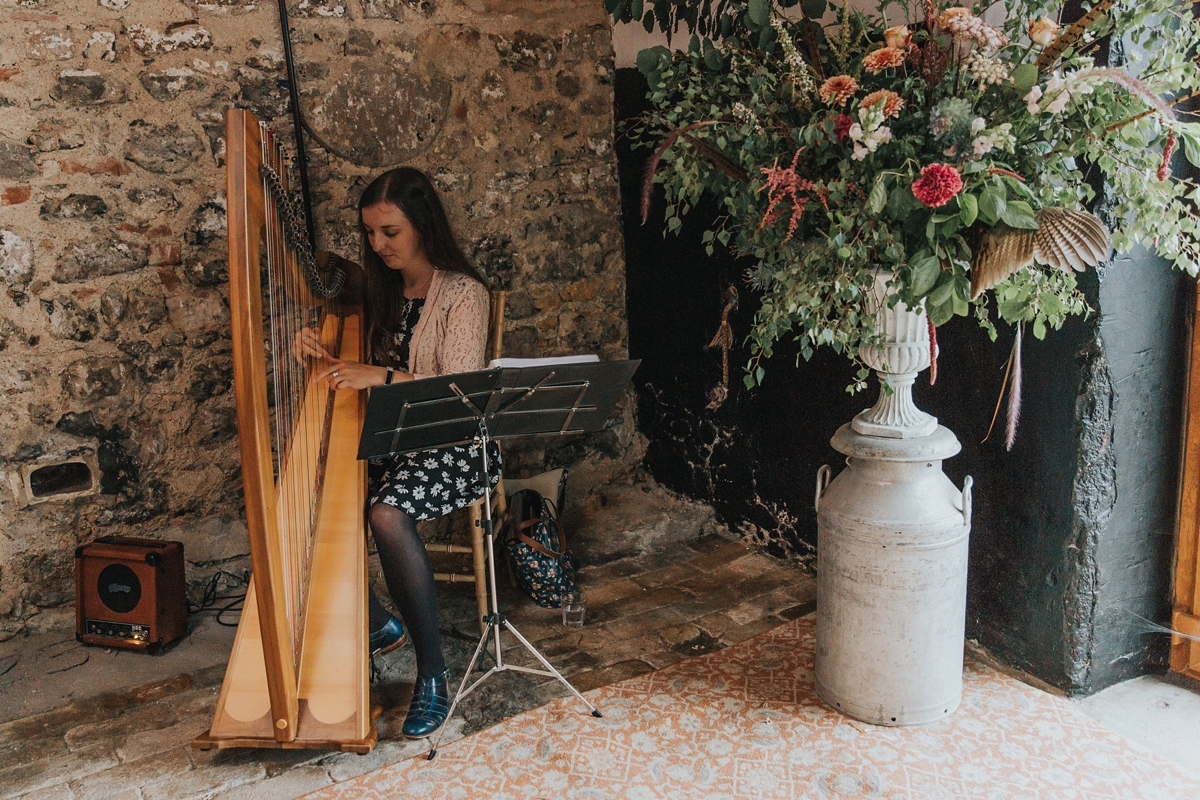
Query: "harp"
193 108 375 753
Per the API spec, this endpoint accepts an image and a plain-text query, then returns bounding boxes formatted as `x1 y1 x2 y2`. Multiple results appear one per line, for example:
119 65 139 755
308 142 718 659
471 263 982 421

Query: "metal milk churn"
814 424 972 725
811 272 972 725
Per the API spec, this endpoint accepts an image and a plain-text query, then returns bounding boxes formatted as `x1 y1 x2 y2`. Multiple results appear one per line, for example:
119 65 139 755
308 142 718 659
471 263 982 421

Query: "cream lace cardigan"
406 268 490 380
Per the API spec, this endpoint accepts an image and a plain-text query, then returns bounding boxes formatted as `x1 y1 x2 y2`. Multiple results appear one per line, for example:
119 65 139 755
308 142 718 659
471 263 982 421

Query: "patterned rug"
305 617 1193 799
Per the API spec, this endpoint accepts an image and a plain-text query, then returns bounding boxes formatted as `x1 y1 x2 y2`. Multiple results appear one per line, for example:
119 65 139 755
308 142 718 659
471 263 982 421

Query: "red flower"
833 114 854 141
911 163 964 208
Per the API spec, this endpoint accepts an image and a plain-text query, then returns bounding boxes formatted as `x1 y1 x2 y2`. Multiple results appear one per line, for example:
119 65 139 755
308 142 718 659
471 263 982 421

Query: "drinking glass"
561 591 586 627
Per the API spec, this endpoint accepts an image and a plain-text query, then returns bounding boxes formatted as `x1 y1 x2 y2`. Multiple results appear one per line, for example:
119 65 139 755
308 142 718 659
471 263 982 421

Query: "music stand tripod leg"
501 618 603 717
428 423 600 760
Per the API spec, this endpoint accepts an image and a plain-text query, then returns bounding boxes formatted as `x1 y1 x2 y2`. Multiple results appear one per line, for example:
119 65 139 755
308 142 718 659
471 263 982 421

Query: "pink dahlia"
859 89 904 119
818 75 859 106
862 47 907 75
911 163 964 207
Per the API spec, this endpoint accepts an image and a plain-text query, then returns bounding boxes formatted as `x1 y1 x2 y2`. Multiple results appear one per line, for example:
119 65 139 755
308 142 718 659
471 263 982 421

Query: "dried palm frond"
969 207 1111 299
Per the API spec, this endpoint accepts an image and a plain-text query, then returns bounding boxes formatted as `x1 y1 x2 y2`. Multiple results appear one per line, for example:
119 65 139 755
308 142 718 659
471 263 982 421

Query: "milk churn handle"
961 476 974 526
814 465 832 512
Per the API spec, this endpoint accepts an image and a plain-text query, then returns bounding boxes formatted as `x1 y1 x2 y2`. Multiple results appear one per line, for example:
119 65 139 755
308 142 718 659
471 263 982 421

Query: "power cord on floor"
188 570 250 627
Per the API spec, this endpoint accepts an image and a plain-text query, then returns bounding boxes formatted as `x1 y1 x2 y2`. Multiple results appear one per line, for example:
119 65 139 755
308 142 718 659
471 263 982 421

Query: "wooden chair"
425 290 507 634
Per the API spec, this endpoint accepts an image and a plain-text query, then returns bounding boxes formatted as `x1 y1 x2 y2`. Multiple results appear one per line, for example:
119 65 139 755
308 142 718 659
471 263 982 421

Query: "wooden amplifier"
75 536 187 653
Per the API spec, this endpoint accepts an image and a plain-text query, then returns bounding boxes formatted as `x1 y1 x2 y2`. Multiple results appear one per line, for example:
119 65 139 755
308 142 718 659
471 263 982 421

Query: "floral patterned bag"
504 489 577 609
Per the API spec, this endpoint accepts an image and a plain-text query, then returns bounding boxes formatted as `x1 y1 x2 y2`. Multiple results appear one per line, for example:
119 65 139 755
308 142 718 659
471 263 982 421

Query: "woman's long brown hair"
357 167 487 362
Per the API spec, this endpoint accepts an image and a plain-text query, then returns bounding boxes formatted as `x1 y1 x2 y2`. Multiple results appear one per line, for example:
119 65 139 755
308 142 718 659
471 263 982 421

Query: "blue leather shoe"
368 615 407 658
402 670 450 739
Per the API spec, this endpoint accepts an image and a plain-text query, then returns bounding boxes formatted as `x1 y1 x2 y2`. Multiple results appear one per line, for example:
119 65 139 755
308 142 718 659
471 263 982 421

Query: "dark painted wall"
617 66 1190 694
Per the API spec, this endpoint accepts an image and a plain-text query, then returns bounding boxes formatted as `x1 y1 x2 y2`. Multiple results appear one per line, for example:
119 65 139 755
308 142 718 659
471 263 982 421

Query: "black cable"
188 569 249 627
275 0 315 248
215 593 245 628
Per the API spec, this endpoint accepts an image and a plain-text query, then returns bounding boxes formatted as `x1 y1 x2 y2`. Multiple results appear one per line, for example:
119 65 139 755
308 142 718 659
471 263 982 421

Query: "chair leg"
469 501 488 637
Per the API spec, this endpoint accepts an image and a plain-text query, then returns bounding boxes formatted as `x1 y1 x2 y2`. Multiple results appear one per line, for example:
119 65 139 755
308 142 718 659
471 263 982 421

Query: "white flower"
848 123 864 141
1069 77 1094 96
1024 85 1043 114
965 51 1009 87
972 135 995 156
1046 73 1066 93
864 125 892 153
851 143 869 160
971 117 987 135
1046 92 1070 114
990 122 1017 152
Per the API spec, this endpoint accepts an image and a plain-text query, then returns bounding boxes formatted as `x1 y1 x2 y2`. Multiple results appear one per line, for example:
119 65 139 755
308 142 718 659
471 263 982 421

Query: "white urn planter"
814 272 973 726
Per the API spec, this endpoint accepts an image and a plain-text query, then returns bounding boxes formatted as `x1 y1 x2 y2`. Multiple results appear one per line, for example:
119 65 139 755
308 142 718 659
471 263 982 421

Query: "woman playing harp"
296 167 498 739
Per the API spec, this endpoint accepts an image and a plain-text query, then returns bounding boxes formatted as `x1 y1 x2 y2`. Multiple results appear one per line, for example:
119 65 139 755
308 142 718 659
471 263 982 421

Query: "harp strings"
258 122 331 670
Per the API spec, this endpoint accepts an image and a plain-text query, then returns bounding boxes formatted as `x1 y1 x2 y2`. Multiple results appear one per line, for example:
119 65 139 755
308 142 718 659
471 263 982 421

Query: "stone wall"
0 0 631 635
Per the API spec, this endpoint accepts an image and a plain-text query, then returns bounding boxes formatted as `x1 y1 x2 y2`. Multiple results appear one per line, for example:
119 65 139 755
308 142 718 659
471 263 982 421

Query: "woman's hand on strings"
293 326 332 364
313 359 386 391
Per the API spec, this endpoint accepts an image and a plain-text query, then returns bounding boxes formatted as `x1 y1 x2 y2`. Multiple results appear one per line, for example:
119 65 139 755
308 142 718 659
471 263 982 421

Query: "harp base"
192 704 382 754
191 726 378 755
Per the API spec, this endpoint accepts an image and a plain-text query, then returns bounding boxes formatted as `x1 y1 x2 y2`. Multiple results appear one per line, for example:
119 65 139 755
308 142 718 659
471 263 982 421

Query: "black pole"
275 0 316 248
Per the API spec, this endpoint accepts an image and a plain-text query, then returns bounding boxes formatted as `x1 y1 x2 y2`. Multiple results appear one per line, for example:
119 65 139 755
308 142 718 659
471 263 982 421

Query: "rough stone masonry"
0 0 633 637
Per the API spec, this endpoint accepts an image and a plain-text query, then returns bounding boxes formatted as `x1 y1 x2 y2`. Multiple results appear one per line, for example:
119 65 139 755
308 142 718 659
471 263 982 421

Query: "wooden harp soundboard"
193 109 375 754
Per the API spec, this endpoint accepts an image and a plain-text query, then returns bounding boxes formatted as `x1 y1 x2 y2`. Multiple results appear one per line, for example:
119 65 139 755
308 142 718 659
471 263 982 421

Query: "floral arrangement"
616 0 1200 397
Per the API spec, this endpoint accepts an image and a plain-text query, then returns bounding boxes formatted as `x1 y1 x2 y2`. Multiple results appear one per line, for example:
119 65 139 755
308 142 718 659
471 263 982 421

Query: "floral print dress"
367 297 502 521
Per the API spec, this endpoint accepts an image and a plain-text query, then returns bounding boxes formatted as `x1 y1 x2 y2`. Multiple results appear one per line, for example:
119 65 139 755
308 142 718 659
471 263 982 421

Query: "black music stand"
357 359 640 759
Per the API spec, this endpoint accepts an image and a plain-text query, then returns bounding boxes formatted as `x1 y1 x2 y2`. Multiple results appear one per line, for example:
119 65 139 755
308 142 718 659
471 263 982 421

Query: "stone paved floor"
0 480 814 800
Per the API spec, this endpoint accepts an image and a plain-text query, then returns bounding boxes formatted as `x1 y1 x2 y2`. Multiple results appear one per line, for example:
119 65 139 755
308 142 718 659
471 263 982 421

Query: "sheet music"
488 355 599 369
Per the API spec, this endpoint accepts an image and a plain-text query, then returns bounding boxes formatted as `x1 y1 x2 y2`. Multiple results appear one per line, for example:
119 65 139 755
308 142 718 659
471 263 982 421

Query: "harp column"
813 271 974 726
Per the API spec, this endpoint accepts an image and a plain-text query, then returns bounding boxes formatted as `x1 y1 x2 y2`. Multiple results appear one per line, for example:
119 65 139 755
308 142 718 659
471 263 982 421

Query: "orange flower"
1028 16 1060 46
883 24 911 49
862 47 907 75
860 89 905 119
818 75 859 107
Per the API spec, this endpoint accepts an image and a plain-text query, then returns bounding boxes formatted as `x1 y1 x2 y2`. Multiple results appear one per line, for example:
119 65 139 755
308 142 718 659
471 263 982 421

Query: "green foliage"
618 0 1200 387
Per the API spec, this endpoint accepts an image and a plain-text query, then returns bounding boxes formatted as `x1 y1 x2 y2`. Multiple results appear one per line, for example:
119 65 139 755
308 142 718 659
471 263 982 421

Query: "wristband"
385 367 395 385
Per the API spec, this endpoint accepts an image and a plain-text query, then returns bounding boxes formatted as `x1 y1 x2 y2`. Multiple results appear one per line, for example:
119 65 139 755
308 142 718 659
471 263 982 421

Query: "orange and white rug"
306 617 1193 799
